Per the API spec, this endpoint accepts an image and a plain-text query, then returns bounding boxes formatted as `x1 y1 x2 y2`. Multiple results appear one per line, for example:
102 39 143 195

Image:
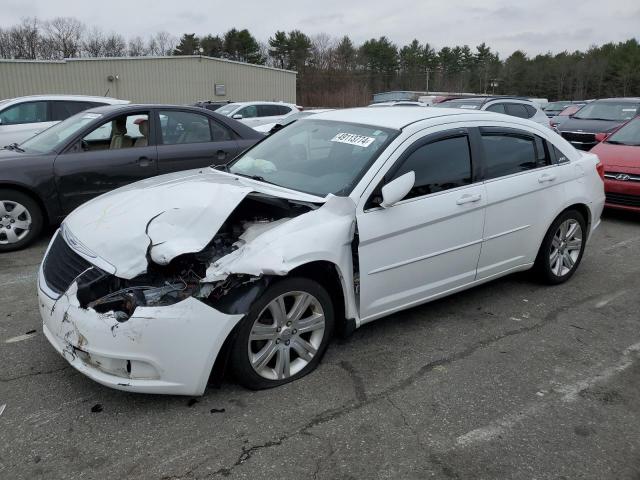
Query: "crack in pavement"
205 292 606 478
339 360 367 403
0 365 70 383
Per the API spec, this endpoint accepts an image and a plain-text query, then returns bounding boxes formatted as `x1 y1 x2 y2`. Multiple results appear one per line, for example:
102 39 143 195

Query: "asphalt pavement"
1 211 640 480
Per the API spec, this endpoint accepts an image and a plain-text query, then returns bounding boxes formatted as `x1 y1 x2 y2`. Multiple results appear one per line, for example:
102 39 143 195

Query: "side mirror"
380 171 415 208
232 114 243 120
594 132 608 143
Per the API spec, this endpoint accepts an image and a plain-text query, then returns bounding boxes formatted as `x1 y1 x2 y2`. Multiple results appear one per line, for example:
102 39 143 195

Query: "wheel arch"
0 182 52 225
561 203 591 239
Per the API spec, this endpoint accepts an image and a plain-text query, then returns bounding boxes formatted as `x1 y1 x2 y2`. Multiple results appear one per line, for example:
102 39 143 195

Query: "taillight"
596 161 605 181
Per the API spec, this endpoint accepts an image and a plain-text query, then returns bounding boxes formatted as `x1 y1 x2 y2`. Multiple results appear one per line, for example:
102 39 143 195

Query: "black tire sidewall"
230 277 335 390
0 189 43 252
536 209 587 284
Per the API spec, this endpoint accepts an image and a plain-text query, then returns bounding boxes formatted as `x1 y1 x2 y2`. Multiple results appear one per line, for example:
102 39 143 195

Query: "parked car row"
0 95 129 146
0 104 262 251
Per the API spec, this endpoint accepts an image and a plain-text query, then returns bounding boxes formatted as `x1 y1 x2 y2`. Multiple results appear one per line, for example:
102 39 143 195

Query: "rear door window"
504 103 530 119
51 101 97 121
159 110 212 145
485 103 506 114
480 128 550 179
257 105 281 117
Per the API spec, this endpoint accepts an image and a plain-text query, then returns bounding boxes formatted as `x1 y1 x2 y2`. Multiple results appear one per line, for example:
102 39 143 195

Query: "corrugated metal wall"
0 56 297 104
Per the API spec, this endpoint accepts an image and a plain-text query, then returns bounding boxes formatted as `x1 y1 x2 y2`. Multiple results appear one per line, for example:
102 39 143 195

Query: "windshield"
227 119 397 197
545 102 572 111
433 98 484 109
606 118 640 146
19 111 102 153
216 103 241 116
573 101 639 121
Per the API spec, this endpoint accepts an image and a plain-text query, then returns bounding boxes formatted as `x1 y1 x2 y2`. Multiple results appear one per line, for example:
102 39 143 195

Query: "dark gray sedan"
0 104 263 251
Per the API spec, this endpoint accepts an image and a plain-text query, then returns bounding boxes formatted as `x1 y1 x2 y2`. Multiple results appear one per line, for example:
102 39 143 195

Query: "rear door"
155 109 241 173
54 110 157 214
475 126 569 279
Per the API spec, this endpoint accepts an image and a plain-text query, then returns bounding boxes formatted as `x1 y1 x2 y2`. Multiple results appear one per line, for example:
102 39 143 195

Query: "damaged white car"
38 108 605 395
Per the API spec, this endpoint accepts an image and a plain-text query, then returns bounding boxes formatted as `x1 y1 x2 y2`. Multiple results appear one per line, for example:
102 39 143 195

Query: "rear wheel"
0 189 43 252
230 277 334 390
534 209 586 284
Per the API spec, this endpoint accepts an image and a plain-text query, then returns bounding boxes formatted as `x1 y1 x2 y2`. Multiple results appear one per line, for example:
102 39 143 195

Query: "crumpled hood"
63 168 325 279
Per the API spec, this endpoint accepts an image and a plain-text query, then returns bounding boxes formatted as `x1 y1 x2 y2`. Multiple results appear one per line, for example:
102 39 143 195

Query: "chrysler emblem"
615 173 631 181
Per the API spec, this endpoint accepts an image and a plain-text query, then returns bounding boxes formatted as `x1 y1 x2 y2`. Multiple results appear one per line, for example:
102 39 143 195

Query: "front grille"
560 131 596 150
604 172 640 182
43 233 100 295
606 192 640 207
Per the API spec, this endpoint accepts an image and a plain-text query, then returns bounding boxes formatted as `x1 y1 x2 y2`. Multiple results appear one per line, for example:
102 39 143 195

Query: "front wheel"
230 277 335 390
534 209 586 284
0 189 43 252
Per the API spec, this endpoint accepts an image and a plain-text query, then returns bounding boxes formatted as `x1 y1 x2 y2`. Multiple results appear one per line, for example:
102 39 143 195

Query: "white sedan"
38 107 605 395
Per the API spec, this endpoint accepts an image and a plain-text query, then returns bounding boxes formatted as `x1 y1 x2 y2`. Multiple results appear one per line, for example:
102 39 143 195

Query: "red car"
591 117 640 212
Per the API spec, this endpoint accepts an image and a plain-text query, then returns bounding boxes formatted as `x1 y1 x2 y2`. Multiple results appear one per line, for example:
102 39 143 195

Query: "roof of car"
594 97 640 103
226 101 298 107
2 94 129 104
311 106 488 129
84 103 228 113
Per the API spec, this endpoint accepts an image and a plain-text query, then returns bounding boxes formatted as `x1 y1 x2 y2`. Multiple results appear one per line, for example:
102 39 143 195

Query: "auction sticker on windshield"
331 133 376 148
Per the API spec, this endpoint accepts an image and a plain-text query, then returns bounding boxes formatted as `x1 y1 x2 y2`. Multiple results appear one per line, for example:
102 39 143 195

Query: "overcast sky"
2 0 639 57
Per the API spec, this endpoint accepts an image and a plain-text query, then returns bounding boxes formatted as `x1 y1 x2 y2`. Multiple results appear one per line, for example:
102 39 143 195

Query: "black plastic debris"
91 403 103 413
187 399 198 407
210 408 226 414
25 329 37 334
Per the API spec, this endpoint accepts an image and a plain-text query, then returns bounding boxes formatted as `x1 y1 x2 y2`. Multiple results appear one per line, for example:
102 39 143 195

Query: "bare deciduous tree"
83 27 105 57
44 17 84 58
128 36 145 56
153 31 176 56
103 33 126 57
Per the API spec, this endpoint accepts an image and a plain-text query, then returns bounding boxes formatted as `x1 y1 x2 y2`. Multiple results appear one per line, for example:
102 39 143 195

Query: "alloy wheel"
248 291 326 381
549 219 582 277
0 200 32 245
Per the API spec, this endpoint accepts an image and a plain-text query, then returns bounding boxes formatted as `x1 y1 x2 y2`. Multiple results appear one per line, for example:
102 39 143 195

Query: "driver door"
54 110 158 214
356 128 487 321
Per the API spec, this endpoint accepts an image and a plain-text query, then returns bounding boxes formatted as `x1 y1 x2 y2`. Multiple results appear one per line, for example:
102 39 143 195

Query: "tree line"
1 17 639 106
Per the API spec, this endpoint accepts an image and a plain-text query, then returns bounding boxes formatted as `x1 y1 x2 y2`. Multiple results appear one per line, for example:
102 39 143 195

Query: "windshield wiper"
3 143 25 152
231 171 278 186
574 117 615 121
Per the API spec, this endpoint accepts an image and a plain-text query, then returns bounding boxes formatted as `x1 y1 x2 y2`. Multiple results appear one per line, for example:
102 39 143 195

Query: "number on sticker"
331 133 376 148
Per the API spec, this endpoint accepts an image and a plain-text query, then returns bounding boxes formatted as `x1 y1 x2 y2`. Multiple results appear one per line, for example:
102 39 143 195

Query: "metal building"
0 55 297 104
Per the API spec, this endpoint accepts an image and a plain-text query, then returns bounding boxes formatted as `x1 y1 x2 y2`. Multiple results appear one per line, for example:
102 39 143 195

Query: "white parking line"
5 331 38 343
454 342 640 448
594 289 628 308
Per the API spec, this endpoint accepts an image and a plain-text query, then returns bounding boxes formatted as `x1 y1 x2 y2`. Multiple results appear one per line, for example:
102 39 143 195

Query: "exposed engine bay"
75 194 316 320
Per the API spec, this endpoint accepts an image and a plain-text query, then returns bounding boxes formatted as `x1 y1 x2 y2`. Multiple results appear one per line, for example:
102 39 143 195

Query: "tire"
0 189 44 253
534 209 586 284
230 277 335 390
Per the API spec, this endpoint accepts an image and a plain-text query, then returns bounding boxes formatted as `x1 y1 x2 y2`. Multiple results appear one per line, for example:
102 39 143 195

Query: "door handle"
137 156 153 167
456 193 482 205
216 150 228 161
538 173 556 183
